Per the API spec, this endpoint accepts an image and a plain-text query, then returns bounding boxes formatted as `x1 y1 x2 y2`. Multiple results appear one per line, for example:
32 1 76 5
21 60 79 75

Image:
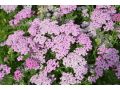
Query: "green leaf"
0 75 14 85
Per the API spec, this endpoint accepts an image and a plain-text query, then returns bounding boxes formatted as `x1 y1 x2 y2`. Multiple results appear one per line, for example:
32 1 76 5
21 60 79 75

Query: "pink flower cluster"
14 70 23 81
0 64 11 80
30 59 59 85
60 72 78 85
50 34 75 59
6 30 30 55
89 5 116 36
25 58 39 70
61 52 88 84
9 7 32 26
112 14 120 22
17 55 23 61
88 44 120 83
75 33 92 56
5 18 92 84
115 63 120 79
58 5 77 15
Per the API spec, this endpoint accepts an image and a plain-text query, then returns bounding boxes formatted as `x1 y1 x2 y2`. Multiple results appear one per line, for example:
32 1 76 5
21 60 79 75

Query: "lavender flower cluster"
88 44 120 82
9 7 33 26
0 64 11 80
5 18 92 84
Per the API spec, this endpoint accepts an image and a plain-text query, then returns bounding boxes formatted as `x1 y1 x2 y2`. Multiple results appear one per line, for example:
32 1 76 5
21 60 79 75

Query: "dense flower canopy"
0 5 120 85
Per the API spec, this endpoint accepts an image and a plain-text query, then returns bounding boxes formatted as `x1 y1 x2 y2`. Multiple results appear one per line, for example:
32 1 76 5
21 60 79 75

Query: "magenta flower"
14 70 23 81
112 14 120 21
25 58 39 70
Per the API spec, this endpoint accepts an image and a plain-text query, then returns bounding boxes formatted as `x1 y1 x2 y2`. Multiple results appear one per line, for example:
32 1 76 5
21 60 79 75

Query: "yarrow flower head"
76 33 92 53
25 58 39 70
50 34 75 59
9 7 33 26
115 63 120 79
89 5 116 36
0 64 11 80
62 52 88 83
6 30 30 55
44 59 59 73
60 20 80 36
17 55 23 61
112 14 120 22
59 5 77 15
30 59 58 85
28 18 41 36
14 70 23 81
60 72 79 85
30 70 55 85
88 45 120 83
